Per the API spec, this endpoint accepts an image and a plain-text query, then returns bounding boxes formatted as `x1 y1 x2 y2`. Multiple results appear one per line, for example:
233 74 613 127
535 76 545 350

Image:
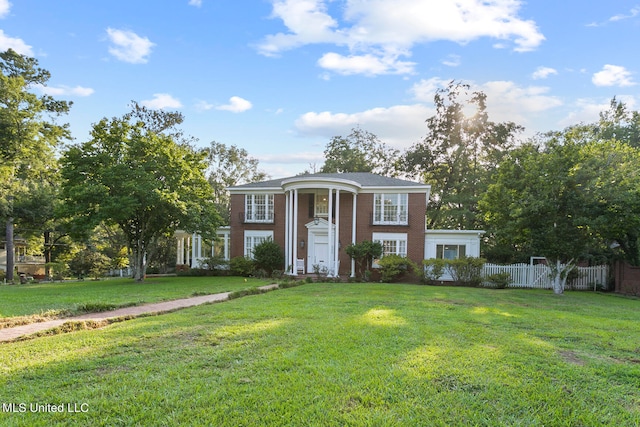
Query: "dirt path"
0 284 279 343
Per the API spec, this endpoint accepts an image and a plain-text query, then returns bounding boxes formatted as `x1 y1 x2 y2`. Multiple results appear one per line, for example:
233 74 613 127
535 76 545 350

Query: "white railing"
482 263 609 290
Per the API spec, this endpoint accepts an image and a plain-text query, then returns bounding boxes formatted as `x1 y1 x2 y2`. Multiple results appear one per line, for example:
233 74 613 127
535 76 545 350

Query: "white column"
285 190 290 274
334 189 340 276
224 232 229 260
293 189 299 274
177 238 183 265
191 233 197 267
351 193 357 277
327 187 333 277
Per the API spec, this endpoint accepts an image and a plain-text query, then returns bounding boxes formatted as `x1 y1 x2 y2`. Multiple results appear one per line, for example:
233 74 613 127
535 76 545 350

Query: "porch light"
300 239 305 249
313 217 320 225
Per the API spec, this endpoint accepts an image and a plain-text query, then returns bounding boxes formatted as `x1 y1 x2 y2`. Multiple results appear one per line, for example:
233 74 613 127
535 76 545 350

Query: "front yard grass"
0 283 638 426
0 276 268 322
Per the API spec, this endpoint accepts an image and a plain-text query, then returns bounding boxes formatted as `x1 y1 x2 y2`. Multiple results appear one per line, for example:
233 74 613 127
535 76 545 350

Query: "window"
436 244 466 260
372 233 408 257
315 192 329 217
245 194 274 223
244 230 273 258
373 193 408 225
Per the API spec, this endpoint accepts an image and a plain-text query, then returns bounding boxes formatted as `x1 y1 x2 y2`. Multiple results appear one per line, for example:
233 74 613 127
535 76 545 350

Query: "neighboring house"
0 238 46 279
219 172 483 278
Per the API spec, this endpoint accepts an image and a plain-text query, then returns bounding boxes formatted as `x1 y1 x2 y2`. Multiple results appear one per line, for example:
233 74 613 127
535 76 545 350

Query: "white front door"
309 233 329 274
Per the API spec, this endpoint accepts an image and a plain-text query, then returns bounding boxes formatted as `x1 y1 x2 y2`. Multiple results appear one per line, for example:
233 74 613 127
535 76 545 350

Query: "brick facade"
230 185 427 276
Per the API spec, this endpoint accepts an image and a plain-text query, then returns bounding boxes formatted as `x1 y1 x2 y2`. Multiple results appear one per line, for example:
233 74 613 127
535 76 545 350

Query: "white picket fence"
482 263 609 291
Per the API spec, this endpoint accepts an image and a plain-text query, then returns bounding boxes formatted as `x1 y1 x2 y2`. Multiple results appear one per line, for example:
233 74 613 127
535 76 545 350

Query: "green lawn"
0 276 268 319
0 282 638 426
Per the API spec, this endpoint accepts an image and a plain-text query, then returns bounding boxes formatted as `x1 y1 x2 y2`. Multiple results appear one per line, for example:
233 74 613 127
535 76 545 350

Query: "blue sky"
2 0 640 177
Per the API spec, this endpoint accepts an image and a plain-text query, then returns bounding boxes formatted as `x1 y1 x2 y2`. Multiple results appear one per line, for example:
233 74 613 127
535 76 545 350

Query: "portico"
281 176 362 277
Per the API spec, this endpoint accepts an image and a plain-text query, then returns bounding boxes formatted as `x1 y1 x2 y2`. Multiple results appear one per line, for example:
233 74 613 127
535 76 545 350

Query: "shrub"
230 256 255 277
422 258 446 283
175 264 191 273
68 248 111 280
346 240 382 281
197 255 230 276
252 238 284 277
377 255 418 282
445 256 486 287
484 272 511 289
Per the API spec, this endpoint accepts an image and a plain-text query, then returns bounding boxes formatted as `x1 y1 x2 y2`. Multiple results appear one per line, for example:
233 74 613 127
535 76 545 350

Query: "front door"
309 233 329 274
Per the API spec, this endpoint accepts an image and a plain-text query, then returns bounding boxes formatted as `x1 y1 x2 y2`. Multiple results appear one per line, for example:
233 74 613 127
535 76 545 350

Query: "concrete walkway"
0 284 280 343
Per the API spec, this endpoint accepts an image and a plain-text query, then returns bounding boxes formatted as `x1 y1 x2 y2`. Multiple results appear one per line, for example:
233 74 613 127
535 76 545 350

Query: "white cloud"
442 54 461 67
258 0 544 76
558 96 638 128
295 104 432 148
106 28 155 64
141 93 183 109
189 0 203 6
36 84 94 97
194 100 214 111
592 64 636 87
532 66 558 80
410 77 451 103
0 30 32 56
411 77 562 131
257 151 324 164
0 0 10 18
216 96 253 113
317 52 415 75
587 7 640 27
479 80 563 124
257 0 343 57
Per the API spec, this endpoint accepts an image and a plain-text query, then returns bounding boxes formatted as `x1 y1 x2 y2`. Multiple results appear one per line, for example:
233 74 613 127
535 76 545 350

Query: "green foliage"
59 104 221 281
197 255 230 275
321 127 399 175
44 262 67 280
445 256 486 286
0 49 71 281
252 238 284 277
422 258 446 282
401 81 522 229
483 272 512 289
68 248 111 279
204 141 269 224
230 256 255 277
345 240 383 281
376 255 418 282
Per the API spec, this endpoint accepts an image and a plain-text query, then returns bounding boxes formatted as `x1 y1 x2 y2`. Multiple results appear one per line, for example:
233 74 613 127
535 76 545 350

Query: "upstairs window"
314 192 329 217
245 194 274 223
373 193 408 225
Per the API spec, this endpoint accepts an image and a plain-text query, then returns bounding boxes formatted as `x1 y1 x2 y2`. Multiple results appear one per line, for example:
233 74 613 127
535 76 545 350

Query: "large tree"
321 127 399 176
0 49 71 281
401 81 523 229
59 107 220 281
204 141 268 223
480 137 592 294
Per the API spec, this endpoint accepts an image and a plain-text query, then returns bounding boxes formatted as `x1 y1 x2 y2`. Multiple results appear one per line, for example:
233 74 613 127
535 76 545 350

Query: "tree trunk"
44 230 51 279
132 240 146 282
5 218 14 282
550 259 575 295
